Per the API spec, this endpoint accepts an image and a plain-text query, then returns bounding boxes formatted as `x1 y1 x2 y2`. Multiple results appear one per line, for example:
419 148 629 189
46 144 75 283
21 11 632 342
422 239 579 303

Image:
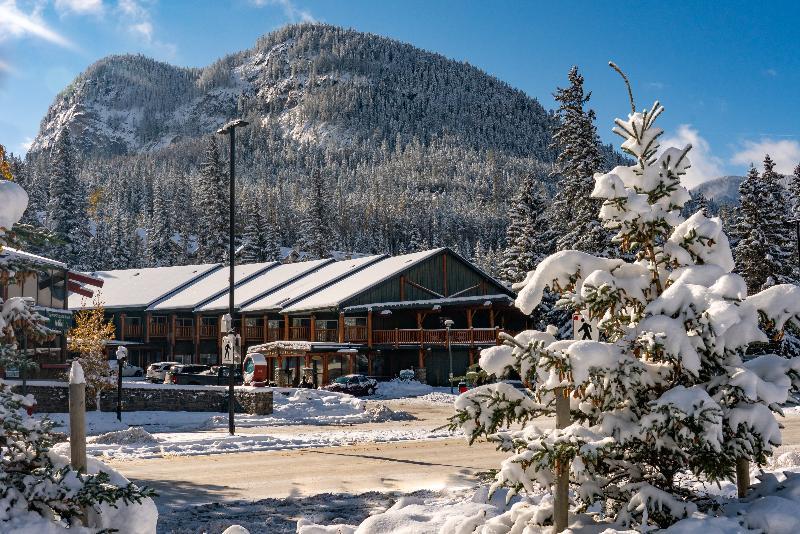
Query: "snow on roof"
70 263 220 310
0 247 67 269
240 255 384 313
194 258 333 313
148 261 278 311
281 249 444 314
342 294 514 313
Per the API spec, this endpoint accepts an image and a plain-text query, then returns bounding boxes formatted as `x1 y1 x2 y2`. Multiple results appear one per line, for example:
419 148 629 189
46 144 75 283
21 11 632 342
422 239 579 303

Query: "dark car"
322 374 377 396
163 364 210 384
171 365 243 386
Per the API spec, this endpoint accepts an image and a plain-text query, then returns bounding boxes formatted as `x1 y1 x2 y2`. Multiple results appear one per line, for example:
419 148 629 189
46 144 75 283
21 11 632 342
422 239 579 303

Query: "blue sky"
1 0 798 185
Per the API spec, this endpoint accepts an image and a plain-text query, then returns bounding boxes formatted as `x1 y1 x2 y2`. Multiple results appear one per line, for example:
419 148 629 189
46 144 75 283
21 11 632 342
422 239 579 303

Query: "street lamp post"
217 119 249 436
115 346 127 422
444 319 454 394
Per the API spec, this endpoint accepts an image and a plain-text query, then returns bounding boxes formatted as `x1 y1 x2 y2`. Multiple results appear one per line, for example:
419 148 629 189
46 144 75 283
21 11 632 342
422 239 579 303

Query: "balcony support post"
338 312 345 343
309 314 316 342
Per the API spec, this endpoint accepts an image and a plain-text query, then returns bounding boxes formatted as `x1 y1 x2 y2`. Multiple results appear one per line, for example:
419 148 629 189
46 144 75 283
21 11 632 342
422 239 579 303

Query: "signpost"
221 333 242 365
572 312 599 341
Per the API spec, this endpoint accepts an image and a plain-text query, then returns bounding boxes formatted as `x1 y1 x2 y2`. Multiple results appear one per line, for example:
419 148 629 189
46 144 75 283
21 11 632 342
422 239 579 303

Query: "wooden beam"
263 314 269 343
283 314 290 341
443 253 448 297
67 271 104 288
367 310 373 349
119 312 126 341
418 347 425 369
309 314 316 342
399 275 405 301
349 353 355 374
449 284 480 299
405 279 443 299
367 352 373 375
338 312 345 343
466 308 474 329
145 312 151 343
169 313 176 358
322 354 329 385
194 314 201 362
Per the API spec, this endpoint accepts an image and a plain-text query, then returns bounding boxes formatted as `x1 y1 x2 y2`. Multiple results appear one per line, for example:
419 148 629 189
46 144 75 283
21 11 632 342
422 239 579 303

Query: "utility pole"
217 119 249 436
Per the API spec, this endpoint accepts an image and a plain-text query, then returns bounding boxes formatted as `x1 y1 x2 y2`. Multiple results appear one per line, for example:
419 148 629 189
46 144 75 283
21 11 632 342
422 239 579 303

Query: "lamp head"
116 346 128 361
444 319 455 328
217 119 249 135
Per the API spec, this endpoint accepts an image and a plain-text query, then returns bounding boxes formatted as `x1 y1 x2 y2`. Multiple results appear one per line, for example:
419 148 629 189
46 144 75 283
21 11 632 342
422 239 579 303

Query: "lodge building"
69 248 526 386
0 247 102 378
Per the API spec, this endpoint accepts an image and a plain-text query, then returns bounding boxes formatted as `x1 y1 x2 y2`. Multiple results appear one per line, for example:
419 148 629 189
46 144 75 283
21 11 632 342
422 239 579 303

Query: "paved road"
108 403 800 512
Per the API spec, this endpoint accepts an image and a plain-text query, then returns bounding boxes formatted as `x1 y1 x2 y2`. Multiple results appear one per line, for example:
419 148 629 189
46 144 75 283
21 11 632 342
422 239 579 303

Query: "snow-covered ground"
54 425 457 460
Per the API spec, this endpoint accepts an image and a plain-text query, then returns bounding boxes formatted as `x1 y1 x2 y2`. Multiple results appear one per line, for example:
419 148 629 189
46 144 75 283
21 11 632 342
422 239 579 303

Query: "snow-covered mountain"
691 175 744 206
29 24 559 160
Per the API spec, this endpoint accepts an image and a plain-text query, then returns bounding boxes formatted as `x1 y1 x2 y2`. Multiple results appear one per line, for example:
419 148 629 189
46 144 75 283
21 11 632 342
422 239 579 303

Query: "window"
268 319 282 329
245 317 259 327
37 270 52 308
177 317 193 327
51 272 66 309
292 317 310 327
345 317 367 327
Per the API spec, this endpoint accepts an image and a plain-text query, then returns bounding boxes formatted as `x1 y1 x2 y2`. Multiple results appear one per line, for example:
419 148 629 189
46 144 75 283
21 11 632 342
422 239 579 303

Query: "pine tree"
46 129 90 268
146 179 177 266
172 174 194 264
550 66 611 255
498 175 551 283
296 169 330 259
734 166 773 293
240 191 272 264
196 138 228 263
761 154 794 285
452 82 800 530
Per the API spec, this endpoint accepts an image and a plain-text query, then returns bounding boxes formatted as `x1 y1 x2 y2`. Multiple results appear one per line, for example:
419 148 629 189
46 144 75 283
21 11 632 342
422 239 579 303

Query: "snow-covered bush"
450 87 800 529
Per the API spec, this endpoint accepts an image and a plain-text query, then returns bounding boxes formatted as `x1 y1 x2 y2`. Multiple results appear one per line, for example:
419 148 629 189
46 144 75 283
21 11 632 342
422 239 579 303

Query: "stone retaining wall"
10 382 273 415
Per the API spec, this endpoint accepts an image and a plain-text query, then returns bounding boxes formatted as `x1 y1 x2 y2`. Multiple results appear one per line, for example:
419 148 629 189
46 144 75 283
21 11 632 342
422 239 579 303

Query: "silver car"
146 361 179 383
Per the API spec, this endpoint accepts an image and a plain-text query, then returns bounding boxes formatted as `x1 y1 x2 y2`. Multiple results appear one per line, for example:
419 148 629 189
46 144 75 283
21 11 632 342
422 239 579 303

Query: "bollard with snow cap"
68 360 87 473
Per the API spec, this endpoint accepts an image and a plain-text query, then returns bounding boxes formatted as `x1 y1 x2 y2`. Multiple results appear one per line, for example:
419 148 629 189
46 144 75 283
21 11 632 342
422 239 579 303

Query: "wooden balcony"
266 328 281 342
124 323 143 338
175 325 193 340
314 328 338 342
289 326 309 341
343 325 368 343
372 328 499 347
244 325 263 340
199 324 218 338
150 322 168 337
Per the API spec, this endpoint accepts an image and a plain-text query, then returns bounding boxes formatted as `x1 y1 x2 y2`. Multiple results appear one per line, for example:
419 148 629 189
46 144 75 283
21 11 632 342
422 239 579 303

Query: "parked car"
163 364 210 384
171 365 243 386
107 360 144 377
322 374 377 396
146 361 179 383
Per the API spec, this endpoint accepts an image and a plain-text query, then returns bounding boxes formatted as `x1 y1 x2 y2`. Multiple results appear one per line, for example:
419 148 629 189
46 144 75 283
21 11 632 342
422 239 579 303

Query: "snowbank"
298 466 800 533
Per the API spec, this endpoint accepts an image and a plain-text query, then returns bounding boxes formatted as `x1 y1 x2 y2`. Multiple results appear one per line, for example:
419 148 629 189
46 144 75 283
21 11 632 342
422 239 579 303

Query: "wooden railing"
266 328 281 342
150 322 168 337
244 325 264 340
344 325 368 342
314 328 338 342
289 326 309 341
125 323 143 338
371 328 500 346
199 324 218 338
175 325 193 340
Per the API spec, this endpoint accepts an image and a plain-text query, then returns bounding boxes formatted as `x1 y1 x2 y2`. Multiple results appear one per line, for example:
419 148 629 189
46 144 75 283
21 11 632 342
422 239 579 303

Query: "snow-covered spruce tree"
733 166 772 294
146 179 177 267
760 155 795 285
498 175 552 284
240 189 281 263
451 80 800 529
549 66 612 256
46 129 90 269
196 137 228 263
296 169 331 260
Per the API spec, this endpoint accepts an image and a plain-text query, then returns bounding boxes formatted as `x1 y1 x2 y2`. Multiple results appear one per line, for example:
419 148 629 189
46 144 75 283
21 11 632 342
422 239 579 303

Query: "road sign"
572 312 599 341
222 333 242 364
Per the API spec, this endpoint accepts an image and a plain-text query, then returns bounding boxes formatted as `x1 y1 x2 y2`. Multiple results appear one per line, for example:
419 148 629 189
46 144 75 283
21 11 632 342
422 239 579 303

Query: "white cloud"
55 0 104 15
0 58 14 74
660 124 725 188
0 0 75 48
115 0 176 58
731 139 800 175
251 0 315 22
